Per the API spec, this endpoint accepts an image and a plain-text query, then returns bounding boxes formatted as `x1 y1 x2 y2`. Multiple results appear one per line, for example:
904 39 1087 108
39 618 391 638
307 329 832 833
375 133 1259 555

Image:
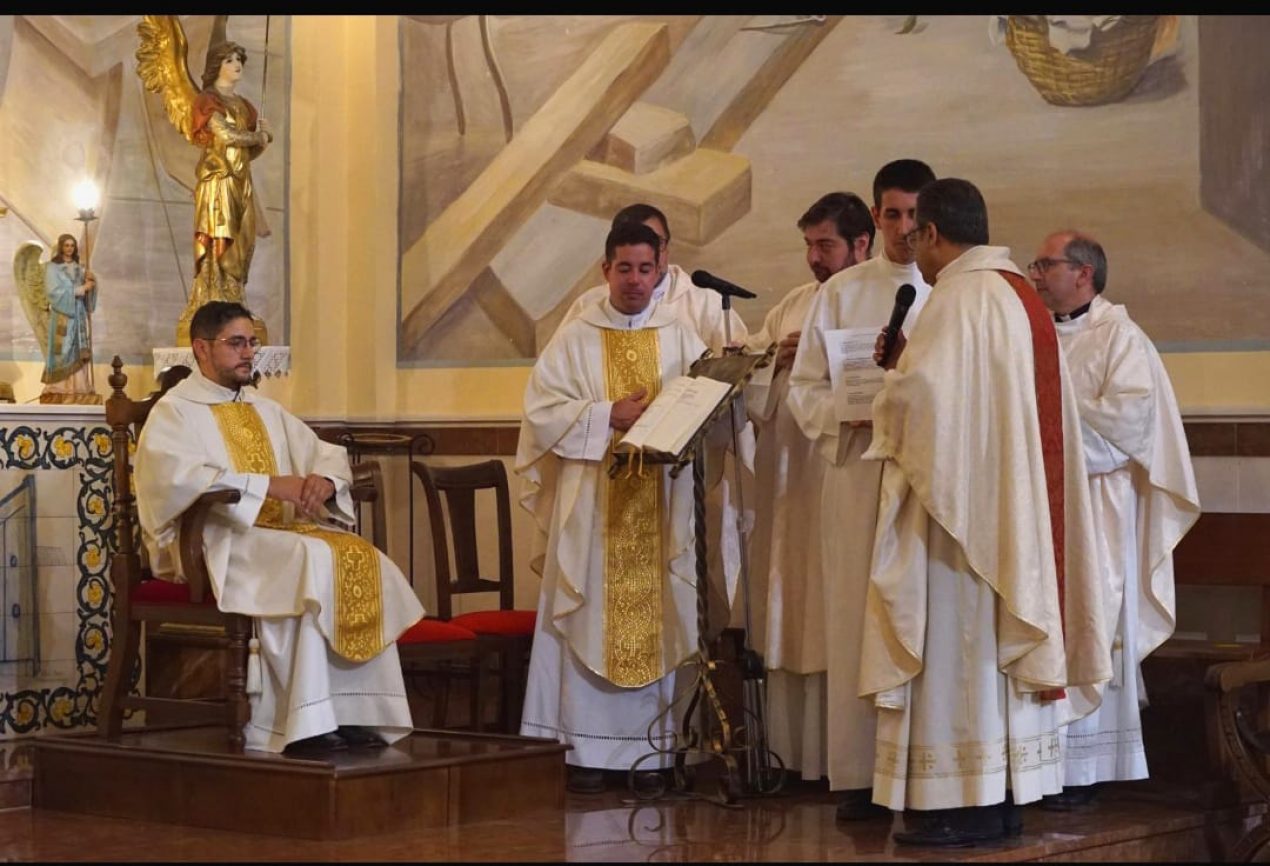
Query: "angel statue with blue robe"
13 234 100 404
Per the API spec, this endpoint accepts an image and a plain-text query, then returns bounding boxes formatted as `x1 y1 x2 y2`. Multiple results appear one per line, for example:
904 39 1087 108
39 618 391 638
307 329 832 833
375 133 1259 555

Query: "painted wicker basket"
1004 15 1160 107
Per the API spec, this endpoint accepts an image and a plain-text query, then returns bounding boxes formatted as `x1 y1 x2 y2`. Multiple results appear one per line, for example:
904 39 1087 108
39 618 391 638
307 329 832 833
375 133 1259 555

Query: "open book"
616 374 734 458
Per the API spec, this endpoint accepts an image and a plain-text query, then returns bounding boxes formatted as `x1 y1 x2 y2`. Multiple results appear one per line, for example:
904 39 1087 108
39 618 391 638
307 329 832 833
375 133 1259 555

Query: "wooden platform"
31 725 568 840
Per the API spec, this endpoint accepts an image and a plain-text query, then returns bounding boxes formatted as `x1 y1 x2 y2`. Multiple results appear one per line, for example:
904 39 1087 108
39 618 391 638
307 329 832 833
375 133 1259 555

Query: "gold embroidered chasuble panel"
601 328 666 687
209 402 385 662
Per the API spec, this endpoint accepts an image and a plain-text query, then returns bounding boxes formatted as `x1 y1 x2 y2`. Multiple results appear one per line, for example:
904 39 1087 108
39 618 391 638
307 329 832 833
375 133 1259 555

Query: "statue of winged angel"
13 234 100 403
136 15 273 346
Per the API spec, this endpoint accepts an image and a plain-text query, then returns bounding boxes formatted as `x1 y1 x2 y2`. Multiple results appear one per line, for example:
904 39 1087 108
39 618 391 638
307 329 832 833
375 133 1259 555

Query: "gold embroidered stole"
209 402 385 662
601 328 664 686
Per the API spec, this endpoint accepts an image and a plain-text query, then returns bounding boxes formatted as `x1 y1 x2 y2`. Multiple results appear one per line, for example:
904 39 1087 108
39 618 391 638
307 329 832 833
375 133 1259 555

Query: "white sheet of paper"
824 326 885 422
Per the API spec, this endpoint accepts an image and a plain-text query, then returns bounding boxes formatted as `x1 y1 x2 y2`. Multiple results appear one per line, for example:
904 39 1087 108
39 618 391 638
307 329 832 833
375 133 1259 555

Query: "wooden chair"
396 616 489 732
313 431 492 731
97 358 399 749
412 459 535 733
1136 512 1270 813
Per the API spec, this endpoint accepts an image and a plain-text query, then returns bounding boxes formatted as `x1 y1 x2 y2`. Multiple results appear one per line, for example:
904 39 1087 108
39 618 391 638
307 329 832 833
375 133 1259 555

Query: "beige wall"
285 15 526 424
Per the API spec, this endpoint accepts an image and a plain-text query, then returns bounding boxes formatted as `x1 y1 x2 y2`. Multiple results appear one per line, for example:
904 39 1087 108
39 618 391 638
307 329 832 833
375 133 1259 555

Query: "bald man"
1030 230 1199 807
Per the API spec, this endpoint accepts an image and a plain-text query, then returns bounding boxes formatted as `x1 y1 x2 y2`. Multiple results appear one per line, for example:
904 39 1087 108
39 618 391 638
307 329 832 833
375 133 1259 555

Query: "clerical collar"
1054 301 1092 323
600 297 654 329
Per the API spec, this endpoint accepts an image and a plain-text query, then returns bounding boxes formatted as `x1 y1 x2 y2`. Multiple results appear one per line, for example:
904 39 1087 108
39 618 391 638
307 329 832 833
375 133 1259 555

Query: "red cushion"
451 609 536 637
398 618 478 645
132 579 216 605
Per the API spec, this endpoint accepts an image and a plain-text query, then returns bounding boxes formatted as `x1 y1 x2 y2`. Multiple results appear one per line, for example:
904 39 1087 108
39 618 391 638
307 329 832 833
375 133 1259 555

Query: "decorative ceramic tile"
0 422 113 735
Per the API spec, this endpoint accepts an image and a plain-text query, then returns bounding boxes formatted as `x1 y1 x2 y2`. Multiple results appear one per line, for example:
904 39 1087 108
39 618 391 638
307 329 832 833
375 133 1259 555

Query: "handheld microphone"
691 269 758 300
877 283 917 368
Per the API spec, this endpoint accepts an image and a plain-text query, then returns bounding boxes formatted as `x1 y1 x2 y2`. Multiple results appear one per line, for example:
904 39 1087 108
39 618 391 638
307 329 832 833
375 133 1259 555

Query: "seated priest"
134 300 424 754
516 221 738 794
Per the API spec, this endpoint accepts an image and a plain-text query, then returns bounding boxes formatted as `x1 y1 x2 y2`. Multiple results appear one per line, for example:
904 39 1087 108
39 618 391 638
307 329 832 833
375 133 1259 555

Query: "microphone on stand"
877 283 917 368
691 269 758 300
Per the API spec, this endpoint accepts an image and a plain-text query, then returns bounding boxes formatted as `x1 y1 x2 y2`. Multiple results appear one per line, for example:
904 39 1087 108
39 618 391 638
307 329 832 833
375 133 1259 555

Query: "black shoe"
566 766 606 794
835 788 892 822
337 725 388 748
1039 784 1098 811
628 767 676 796
283 731 348 755
893 805 1005 847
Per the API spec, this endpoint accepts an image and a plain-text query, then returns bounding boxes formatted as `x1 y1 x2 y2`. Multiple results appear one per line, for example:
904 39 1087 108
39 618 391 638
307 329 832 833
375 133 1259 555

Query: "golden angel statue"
136 15 272 346
13 235 102 404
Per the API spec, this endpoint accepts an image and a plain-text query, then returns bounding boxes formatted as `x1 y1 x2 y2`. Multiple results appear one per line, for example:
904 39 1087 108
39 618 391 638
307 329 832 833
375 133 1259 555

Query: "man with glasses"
1030 231 1199 810
135 301 424 754
785 160 934 822
860 180 1112 845
555 203 747 355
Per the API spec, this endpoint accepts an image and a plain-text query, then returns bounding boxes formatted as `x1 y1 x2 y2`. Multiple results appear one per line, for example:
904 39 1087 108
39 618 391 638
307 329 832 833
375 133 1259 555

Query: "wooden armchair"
97 358 392 750
412 459 535 733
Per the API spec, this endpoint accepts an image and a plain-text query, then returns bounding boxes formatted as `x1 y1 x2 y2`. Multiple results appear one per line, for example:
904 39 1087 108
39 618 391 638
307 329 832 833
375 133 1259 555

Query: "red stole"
997 270 1067 701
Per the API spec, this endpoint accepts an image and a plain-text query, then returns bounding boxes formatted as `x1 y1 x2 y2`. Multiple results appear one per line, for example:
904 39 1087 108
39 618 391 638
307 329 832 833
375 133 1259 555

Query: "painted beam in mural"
399 21 671 355
471 267 536 357
588 102 696 175
549 149 752 247
641 15 842 148
536 16 838 336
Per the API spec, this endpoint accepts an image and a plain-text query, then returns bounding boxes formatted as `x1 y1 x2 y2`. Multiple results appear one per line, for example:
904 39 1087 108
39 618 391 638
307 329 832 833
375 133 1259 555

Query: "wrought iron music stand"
615 344 784 807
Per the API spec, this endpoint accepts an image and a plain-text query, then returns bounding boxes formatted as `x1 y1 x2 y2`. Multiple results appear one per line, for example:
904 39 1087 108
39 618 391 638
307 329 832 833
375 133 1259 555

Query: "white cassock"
1055 295 1200 785
780 254 930 789
135 369 424 752
516 296 725 770
559 264 748 356
860 246 1112 811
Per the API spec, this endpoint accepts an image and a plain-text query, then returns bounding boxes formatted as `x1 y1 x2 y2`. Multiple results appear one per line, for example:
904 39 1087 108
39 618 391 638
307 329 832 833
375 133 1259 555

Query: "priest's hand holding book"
610 387 650 432
775 330 801 372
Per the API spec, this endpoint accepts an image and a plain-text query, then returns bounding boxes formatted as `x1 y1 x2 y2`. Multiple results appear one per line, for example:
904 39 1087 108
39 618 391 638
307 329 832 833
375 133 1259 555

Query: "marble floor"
0 779 1258 862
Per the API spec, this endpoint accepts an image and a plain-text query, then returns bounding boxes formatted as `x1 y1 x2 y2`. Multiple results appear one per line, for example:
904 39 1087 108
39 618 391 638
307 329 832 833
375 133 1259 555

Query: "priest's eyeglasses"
1026 257 1076 274
903 224 929 250
213 336 262 352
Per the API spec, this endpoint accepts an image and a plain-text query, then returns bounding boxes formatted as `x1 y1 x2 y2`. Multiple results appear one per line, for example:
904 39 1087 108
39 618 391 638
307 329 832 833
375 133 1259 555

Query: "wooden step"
34 725 567 840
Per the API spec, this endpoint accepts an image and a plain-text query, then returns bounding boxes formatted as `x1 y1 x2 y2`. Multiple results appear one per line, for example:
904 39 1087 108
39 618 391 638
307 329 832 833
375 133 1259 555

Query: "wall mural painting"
398 15 1270 365
0 15 290 374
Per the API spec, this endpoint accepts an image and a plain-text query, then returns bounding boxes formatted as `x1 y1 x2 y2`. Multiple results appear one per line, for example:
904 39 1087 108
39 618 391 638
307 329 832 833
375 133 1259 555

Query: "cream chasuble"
860 246 1112 810
1054 296 1199 785
780 254 930 790
517 297 718 769
135 369 424 752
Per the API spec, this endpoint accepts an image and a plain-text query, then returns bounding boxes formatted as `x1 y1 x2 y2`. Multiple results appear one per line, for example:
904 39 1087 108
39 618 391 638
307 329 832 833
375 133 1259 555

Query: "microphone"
691 269 757 300
877 283 917 368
